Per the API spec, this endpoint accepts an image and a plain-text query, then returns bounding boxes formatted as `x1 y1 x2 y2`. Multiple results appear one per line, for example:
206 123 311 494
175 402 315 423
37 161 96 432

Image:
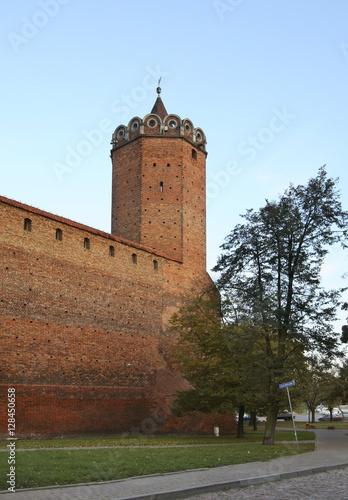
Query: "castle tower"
110 88 207 269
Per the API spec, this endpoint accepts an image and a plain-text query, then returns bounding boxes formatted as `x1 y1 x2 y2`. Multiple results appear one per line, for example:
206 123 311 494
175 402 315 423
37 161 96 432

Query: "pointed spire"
151 80 168 119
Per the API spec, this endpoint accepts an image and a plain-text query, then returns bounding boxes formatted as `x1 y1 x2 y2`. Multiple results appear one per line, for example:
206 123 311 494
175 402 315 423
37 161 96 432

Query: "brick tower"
110 87 207 269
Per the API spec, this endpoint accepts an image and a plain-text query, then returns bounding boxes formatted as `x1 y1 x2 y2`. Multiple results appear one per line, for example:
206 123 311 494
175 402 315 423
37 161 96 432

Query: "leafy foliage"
296 361 337 422
170 167 347 445
338 362 348 404
214 166 348 360
170 291 305 425
170 290 239 414
341 302 348 343
212 167 348 443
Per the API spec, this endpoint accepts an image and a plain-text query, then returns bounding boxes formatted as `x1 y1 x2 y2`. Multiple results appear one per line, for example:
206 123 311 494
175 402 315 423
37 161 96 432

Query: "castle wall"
0 198 175 433
111 137 142 244
181 139 206 272
140 137 185 262
0 103 236 437
0 197 215 436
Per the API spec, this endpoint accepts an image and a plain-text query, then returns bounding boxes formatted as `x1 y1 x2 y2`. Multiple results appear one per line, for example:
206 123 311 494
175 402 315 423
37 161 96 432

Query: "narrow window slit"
24 218 32 232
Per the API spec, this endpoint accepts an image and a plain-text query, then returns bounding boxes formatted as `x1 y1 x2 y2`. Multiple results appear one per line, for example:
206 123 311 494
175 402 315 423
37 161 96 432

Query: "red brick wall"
0 113 236 437
111 138 142 245
0 198 224 436
111 133 207 268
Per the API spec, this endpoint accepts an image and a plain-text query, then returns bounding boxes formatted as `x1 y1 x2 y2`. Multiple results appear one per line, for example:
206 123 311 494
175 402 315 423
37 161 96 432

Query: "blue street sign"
279 380 295 389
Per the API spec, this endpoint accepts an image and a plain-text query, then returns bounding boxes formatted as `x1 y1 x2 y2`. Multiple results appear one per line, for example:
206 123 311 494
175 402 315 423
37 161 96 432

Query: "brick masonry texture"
0 108 236 437
111 136 206 267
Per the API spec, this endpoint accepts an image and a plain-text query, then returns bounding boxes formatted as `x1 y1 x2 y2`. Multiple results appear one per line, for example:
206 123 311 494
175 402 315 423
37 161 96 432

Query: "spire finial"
156 77 162 95
151 79 167 118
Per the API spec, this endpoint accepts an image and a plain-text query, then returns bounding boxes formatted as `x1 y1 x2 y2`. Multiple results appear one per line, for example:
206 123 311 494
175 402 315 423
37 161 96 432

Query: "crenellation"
111 114 207 153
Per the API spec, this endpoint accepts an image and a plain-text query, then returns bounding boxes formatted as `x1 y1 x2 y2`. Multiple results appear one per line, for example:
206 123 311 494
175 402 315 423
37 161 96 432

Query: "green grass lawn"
0 430 315 491
0 430 314 450
0 442 314 490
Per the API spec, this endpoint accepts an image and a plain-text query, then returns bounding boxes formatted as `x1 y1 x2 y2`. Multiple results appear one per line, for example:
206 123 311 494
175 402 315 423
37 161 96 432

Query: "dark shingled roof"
151 95 168 120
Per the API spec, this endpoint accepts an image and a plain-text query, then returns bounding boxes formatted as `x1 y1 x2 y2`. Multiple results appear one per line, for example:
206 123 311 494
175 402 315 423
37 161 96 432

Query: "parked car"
318 413 343 422
319 407 342 415
277 411 294 421
236 414 262 422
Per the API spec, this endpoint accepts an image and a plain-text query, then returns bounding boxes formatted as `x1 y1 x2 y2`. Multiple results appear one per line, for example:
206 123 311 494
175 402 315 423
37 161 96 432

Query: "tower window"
117 128 125 139
148 119 157 128
132 253 137 264
131 121 139 132
167 163 170 167
192 149 197 159
24 218 32 232
160 181 164 192
55 228 63 241
109 245 115 257
153 260 158 270
84 238 90 250
153 163 156 167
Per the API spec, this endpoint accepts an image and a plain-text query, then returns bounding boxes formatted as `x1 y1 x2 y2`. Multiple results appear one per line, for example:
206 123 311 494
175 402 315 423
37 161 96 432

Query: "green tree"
213 167 348 444
338 362 348 404
296 362 330 422
320 371 343 420
341 302 348 343
170 291 270 438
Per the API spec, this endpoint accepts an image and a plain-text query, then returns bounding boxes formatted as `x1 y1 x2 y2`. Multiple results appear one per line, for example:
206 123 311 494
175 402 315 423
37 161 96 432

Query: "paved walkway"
1 429 348 499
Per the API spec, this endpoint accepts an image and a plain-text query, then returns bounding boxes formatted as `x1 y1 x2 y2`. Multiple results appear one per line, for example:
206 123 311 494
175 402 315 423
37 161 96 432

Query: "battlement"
111 114 207 153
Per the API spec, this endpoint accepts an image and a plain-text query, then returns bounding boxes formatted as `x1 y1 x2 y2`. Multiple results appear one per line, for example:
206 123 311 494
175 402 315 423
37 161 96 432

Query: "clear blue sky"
1 0 348 332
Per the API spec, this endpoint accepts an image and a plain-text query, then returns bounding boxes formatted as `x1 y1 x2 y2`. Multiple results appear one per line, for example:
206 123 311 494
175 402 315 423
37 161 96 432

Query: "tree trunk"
311 409 316 423
249 411 258 431
237 404 245 438
263 405 278 445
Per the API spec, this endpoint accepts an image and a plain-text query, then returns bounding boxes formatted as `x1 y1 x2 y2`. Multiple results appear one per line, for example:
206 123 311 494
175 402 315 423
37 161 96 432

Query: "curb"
114 463 348 499
2 463 348 499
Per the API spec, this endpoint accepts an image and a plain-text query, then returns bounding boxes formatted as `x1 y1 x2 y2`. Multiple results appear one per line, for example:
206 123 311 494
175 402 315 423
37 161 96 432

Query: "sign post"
279 380 299 450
